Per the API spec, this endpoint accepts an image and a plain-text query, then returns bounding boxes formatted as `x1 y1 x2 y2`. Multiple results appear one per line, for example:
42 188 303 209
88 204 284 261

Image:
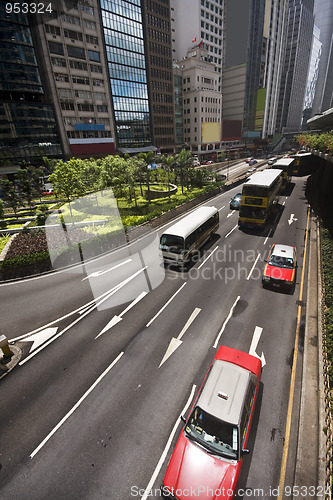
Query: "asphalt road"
0 174 310 500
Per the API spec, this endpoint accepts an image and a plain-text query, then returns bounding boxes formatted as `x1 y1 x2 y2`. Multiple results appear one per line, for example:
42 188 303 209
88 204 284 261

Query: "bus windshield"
159 234 184 254
239 205 266 220
242 185 268 197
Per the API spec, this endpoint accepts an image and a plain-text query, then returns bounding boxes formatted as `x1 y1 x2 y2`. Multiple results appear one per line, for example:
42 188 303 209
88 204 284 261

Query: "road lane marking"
159 308 201 367
25 328 59 354
19 268 148 364
213 295 240 348
264 229 272 245
278 205 310 499
95 291 148 339
146 282 186 327
249 326 266 366
30 351 124 459
227 210 235 218
288 213 298 225
82 258 132 281
140 384 196 500
225 224 238 238
198 246 218 269
218 205 225 211
247 253 261 280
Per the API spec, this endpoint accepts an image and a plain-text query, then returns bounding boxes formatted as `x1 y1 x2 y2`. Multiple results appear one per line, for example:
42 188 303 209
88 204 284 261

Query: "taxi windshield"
185 406 238 460
269 255 294 268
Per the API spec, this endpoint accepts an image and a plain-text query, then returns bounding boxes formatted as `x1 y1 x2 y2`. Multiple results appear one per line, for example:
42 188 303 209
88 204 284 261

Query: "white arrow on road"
249 326 266 366
288 213 298 225
25 327 59 353
82 258 132 281
159 308 201 367
227 210 236 218
95 291 148 339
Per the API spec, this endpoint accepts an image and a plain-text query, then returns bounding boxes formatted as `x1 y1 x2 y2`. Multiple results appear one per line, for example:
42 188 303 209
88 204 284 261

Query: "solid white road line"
224 224 238 238
198 246 219 269
140 384 197 500
146 282 186 327
213 295 240 348
30 351 124 459
247 253 261 280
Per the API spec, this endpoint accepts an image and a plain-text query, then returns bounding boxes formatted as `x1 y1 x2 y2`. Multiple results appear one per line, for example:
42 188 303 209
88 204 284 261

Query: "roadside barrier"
317 218 333 496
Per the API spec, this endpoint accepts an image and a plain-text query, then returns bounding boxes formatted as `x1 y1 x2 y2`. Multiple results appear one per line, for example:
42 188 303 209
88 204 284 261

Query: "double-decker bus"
159 206 219 266
291 152 314 176
238 169 282 229
272 157 294 191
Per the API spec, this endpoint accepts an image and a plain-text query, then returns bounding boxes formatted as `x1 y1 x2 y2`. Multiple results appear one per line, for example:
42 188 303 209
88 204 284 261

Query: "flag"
192 36 197 43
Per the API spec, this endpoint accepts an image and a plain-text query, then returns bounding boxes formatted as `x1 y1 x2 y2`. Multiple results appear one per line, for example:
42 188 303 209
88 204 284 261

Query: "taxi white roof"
272 244 295 259
197 359 251 425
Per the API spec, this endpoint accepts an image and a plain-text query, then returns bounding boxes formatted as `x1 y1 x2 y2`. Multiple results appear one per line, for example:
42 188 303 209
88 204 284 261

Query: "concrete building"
311 0 333 115
1 0 176 163
171 0 224 80
32 0 117 159
276 0 315 134
175 43 222 155
0 6 62 170
223 0 290 148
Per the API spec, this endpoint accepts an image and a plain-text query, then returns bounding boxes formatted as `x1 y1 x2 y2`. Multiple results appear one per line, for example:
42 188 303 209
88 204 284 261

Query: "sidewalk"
294 213 327 495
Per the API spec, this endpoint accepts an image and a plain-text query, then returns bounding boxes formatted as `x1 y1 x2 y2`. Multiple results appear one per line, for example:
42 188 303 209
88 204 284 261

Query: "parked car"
161 345 262 500
262 243 297 290
230 193 242 210
42 188 54 196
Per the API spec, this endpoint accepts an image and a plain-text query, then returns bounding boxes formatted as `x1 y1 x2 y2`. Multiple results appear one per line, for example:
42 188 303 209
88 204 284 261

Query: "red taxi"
161 346 262 499
262 243 297 290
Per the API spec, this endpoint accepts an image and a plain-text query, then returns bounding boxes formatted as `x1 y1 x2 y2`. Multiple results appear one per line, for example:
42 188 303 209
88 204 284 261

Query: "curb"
0 344 22 379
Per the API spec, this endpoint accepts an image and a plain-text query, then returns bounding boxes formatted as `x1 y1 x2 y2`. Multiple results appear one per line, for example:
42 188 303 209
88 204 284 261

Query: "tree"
137 151 156 201
160 154 177 198
80 158 100 194
30 166 45 201
15 169 35 208
99 155 127 199
126 156 147 207
49 159 85 202
0 178 21 215
175 150 192 193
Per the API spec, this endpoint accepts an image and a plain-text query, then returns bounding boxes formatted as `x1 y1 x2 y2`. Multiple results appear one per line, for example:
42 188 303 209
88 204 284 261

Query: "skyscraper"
276 0 315 133
0 4 61 169
311 0 333 115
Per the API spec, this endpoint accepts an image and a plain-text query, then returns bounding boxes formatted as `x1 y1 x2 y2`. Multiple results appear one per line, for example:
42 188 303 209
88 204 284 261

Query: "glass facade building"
100 0 151 148
0 8 61 166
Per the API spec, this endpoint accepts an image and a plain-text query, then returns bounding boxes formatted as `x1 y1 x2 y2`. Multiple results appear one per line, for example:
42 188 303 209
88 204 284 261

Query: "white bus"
159 206 219 266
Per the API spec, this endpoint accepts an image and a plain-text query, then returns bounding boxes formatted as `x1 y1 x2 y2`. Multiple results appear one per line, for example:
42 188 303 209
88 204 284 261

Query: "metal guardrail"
317 219 333 496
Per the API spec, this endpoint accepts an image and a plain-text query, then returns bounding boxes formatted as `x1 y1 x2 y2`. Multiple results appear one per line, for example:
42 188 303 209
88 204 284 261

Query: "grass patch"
0 184 218 271
0 235 11 254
